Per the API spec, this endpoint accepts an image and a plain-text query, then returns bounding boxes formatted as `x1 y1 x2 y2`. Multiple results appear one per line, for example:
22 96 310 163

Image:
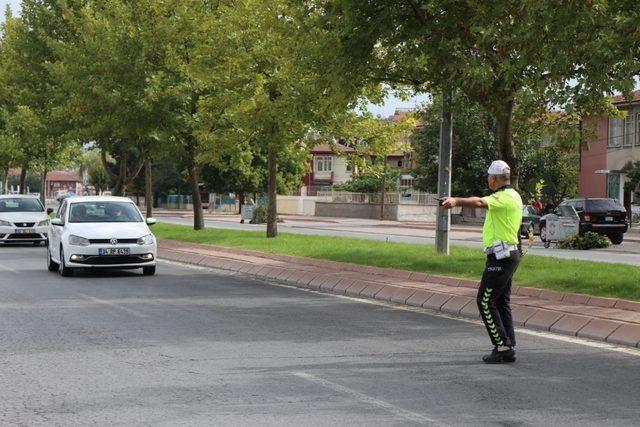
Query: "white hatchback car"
0 195 52 245
47 196 157 276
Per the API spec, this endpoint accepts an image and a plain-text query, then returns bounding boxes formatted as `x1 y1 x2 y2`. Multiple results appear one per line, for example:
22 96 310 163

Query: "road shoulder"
158 239 640 349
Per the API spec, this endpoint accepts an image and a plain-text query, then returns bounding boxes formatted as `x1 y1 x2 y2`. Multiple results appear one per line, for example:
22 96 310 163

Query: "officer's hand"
441 197 456 209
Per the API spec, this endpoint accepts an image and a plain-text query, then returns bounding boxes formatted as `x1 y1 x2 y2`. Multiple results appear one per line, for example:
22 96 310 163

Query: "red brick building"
579 90 640 204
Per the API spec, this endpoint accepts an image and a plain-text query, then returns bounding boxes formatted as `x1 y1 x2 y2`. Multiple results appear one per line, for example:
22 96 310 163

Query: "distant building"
302 142 356 194
45 170 82 198
300 109 420 194
579 90 640 204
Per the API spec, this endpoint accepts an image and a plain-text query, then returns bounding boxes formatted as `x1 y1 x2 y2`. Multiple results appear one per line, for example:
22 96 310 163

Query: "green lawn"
153 222 640 301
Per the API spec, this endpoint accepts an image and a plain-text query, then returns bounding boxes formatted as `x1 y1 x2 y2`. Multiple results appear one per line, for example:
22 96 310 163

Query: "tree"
54 1 216 225
339 114 418 218
413 95 497 196
414 94 583 202
52 1 159 202
322 1 639 187
194 0 360 237
78 149 112 195
0 6 78 202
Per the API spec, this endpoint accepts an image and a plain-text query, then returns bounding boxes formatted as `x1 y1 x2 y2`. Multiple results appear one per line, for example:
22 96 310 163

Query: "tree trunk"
266 145 278 238
495 101 518 188
145 156 153 218
187 141 204 230
1 167 8 194
238 192 245 214
379 163 387 220
19 167 27 194
111 151 127 196
40 169 47 206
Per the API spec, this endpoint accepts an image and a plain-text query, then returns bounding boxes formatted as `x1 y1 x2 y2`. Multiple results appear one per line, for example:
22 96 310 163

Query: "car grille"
88 238 139 244
6 233 44 239
74 255 150 265
14 222 35 227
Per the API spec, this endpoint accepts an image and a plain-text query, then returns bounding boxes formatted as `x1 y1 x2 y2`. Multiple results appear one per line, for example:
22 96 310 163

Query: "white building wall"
332 156 352 184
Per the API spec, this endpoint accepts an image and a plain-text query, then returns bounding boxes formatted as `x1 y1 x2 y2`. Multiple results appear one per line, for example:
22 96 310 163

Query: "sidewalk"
158 239 640 349
151 209 640 243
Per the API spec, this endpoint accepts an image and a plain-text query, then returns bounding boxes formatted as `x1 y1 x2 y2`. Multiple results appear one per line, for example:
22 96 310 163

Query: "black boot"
482 346 516 364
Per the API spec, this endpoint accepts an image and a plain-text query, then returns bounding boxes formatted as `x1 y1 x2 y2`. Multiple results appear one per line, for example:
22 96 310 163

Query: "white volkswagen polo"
0 195 53 245
47 196 157 276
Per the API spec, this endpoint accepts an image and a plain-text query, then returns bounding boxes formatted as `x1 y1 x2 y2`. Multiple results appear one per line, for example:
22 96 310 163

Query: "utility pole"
436 90 453 255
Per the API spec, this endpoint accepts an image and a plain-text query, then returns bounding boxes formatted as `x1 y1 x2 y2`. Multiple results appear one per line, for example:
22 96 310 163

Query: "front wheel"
142 266 156 276
47 244 59 272
58 247 73 277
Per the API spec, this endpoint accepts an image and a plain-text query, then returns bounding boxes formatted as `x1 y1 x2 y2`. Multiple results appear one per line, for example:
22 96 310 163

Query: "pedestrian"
544 200 556 215
533 199 543 215
441 160 523 363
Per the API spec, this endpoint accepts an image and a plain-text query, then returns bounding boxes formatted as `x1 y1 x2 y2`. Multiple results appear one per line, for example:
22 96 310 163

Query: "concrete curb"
158 240 640 349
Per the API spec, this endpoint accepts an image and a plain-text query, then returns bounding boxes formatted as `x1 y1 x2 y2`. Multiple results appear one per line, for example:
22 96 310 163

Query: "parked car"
520 205 541 238
557 198 628 244
0 195 53 245
47 196 157 276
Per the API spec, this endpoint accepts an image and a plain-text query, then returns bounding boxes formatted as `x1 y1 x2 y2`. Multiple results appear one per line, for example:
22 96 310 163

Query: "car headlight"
137 234 155 245
37 219 50 227
0 220 12 227
68 235 90 246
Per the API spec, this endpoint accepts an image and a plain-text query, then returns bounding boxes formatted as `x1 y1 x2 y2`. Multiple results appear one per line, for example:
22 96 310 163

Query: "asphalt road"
1 245 640 426
158 216 640 266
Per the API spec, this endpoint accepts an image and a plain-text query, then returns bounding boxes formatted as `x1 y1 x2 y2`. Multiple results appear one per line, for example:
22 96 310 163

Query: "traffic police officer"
442 160 523 363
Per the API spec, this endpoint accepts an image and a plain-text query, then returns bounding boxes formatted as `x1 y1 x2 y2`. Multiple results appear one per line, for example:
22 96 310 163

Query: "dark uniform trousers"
477 250 521 347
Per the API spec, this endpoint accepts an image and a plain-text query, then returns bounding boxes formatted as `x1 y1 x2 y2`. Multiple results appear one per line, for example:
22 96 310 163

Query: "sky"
0 0 19 18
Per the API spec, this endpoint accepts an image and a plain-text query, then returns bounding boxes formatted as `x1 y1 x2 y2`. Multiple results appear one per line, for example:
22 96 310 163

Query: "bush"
333 170 399 193
250 204 283 224
251 205 267 224
558 232 611 250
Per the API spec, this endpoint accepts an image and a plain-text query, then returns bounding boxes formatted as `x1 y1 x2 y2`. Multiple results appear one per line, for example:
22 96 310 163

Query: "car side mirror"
146 218 157 226
51 218 63 226
46 208 54 215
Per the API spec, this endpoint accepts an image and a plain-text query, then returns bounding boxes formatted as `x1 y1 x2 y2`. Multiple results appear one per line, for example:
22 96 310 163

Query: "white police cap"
487 160 510 176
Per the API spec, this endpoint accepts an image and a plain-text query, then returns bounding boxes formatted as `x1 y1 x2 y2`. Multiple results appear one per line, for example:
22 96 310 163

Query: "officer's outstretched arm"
441 197 488 209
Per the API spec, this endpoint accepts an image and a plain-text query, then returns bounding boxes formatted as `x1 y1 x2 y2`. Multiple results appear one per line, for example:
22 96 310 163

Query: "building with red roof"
45 170 82 198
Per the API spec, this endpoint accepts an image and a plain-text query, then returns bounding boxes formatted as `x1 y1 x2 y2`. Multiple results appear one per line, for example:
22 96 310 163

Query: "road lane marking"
77 293 148 318
0 264 18 273
291 371 444 426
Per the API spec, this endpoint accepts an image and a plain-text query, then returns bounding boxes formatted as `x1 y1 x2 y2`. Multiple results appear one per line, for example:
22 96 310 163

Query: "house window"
397 160 403 168
606 174 621 201
624 115 633 146
637 113 640 145
315 156 333 172
608 118 622 147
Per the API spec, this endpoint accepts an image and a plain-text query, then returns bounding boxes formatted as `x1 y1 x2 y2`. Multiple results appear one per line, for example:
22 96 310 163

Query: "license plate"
605 216 613 222
14 228 35 234
99 248 130 256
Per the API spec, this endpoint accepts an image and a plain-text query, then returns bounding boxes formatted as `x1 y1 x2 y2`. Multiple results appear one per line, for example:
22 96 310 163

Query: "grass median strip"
154 222 640 301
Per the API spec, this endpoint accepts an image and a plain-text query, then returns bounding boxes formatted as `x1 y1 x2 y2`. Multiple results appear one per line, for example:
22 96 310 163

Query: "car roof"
564 198 616 201
0 194 39 199
66 196 135 203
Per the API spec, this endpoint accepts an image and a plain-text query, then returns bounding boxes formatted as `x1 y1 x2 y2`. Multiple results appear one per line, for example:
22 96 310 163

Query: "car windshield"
68 202 143 223
586 199 625 211
0 198 44 212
